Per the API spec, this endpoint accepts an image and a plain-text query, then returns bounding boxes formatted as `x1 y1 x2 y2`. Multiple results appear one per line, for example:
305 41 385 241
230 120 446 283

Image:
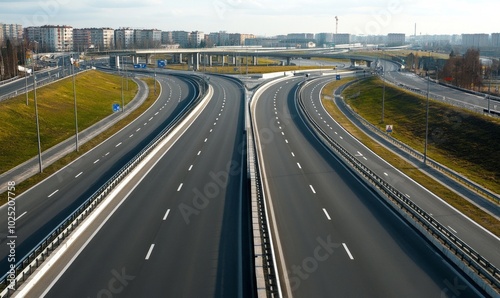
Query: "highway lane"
382 61 497 111
0 74 198 278
252 77 483 297
44 76 252 297
302 76 500 268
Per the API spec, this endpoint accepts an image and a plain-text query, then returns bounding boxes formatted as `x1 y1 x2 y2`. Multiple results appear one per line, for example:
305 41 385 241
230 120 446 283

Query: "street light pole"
25 42 29 106
381 52 386 123
71 55 79 151
121 56 125 112
424 70 430 164
33 66 43 173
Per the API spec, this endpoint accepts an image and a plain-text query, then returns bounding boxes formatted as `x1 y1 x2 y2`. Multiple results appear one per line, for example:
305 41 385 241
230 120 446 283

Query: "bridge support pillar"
188 53 200 71
350 58 356 67
253 56 258 66
286 57 291 66
366 60 372 68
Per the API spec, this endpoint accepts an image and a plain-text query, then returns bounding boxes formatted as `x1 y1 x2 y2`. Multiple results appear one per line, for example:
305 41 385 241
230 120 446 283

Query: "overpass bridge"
90 47 378 70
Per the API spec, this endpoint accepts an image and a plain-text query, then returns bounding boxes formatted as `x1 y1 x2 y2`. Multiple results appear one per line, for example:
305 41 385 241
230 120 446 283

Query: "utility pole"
71 55 79 152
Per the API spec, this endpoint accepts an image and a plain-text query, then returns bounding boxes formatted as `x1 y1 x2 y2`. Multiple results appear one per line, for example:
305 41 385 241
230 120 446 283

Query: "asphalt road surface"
44 75 253 297
252 76 486 297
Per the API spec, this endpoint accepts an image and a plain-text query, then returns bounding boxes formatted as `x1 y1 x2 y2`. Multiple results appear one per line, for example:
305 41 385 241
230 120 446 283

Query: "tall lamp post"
25 41 29 106
423 55 431 164
71 54 79 151
381 50 386 123
32 41 43 173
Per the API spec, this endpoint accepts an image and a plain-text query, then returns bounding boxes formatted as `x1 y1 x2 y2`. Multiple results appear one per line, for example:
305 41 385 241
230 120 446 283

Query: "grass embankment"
0 74 158 205
321 79 500 236
343 77 500 194
0 70 137 174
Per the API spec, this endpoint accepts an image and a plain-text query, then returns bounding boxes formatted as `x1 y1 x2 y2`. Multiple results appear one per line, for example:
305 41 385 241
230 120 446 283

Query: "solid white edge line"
145 244 155 260
322 208 331 220
163 209 171 221
343 243 354 260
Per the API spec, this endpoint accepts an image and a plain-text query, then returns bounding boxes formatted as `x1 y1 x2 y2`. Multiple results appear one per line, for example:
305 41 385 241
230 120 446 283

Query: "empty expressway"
251 75 490 297
3 70 498 297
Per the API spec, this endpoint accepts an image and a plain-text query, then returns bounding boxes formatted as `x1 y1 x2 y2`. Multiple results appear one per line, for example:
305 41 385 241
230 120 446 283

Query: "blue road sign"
133 64 141 69
112 103 121 112
140 63 147 69
157 60 166 68
336 75 341 80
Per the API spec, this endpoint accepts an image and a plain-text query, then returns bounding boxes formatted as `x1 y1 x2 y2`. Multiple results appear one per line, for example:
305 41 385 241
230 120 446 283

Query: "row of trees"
440 49 484 90
0 39 35 81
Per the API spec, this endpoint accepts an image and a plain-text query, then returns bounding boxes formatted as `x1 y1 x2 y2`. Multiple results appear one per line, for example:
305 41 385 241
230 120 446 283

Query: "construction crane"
335 16 339 34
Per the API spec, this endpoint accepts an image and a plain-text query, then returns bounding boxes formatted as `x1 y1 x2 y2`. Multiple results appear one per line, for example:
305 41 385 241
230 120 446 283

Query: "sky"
0 0 498 36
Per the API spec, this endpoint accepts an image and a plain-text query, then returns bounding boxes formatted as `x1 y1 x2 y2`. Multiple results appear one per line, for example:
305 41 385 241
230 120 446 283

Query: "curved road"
42 75 253 297
0 74 198 278
252 76 486 297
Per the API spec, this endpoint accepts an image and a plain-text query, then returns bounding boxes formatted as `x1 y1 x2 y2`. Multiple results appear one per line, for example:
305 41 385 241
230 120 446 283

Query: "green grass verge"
321 80 500 236
0 77 157 206
0 70 137 174
342 77 500 194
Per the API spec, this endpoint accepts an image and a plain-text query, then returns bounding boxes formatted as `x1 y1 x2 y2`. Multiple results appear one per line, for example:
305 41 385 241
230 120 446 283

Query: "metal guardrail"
296 82 500 296
336 78 500 204
0 75 209 297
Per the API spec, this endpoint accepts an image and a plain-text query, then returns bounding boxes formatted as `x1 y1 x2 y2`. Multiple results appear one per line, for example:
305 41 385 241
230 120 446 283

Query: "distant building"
134 29 161 48
2 24 23 42
332 33 351 45
316 33 334 46
75 28 114 51
492 33 500 48
25 25 73 52
245 37 280 47
73 28 91 51
0 25 3 44
287 33 314 40
462 33 489 49
114 28 134 49
387 33 405 46
161 31 173 44
228 33 256 46
172 31 190 47
207 31 230 46
189 31 205 47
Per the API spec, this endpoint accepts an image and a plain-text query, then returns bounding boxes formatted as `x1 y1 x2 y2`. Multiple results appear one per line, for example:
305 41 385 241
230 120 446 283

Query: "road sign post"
386 125 393 133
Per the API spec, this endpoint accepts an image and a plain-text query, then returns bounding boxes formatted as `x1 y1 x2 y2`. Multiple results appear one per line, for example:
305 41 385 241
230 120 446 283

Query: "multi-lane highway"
382 61 498 112
40 75 252 297
252 76 489 297
0 73 199 278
